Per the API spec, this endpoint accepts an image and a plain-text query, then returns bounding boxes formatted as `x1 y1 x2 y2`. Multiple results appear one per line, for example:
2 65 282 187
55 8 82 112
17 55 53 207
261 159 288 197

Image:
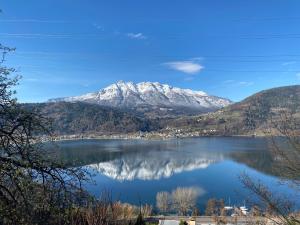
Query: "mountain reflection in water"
49 137 299 209
51 137 276 180
89 155 219 181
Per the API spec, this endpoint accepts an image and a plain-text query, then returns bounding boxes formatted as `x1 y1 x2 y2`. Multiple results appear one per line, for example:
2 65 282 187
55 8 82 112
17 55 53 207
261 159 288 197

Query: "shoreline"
50 132 268 142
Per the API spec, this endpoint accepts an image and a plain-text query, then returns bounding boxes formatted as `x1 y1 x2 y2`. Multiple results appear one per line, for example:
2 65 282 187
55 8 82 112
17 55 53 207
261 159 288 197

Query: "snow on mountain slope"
50 81 232 111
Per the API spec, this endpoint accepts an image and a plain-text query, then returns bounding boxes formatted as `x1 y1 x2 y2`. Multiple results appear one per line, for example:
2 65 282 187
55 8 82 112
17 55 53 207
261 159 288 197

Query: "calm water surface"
51 137 299 210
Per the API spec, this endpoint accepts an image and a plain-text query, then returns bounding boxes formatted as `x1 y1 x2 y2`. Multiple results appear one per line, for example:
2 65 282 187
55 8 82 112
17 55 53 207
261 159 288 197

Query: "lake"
51 137 299 211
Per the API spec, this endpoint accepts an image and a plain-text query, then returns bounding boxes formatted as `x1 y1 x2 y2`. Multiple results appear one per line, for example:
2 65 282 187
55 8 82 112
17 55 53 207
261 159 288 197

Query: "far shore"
48 131 273 142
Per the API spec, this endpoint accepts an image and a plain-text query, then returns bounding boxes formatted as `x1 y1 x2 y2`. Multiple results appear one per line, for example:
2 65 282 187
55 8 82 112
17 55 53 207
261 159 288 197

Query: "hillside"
23 85 300 137
164 85 300 136
24 102 158 135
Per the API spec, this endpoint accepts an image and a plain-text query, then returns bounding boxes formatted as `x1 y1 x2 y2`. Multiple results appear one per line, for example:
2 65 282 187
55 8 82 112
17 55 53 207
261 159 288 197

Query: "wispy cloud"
24 78 39 82
282 61 297 66
296 73 300 79
0 19 67 23
21 73 97 86
238 81 254 86
222 80 254 87
163 60 204 74
223 79 235 84
184 76 195 81
0 33 108 39
0 33 76 39
126 32 147 40
93 23 104 31
190 57 204 61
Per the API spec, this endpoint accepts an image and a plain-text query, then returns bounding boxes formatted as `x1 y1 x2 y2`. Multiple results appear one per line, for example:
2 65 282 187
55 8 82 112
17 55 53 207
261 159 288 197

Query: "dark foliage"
23 102 156 135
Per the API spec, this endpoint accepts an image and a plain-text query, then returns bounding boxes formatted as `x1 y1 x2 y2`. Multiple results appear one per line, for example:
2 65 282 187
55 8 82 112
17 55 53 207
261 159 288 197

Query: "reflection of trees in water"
230 150 279 176
49 140 197 167
230 139 296 180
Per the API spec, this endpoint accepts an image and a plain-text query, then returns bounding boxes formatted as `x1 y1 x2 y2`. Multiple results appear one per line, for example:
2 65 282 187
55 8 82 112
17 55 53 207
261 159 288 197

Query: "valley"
26 84 300 139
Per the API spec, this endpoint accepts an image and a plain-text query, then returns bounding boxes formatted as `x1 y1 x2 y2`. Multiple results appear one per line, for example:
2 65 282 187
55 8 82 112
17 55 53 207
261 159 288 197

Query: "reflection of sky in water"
52 137 300 210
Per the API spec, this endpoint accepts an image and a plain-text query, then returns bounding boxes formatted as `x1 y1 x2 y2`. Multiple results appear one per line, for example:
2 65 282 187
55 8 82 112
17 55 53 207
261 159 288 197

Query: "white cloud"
163 60 204 74
127 32 147 40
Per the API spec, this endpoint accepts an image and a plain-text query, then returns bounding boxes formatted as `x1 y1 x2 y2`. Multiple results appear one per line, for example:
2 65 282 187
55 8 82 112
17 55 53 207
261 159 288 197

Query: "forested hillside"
23 102 158 135
166 85 300 136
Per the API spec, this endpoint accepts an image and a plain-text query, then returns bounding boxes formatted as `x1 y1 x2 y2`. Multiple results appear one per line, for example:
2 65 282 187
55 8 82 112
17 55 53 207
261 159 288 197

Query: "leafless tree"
205 198 225 217
171 187 200 216
156 191 171 213
141 204 152 218
205 198 217 216
192 207 200 216
0 44 90 224
70 190 143 225
269 111 300 185
240 174 299 225
240 110 300 225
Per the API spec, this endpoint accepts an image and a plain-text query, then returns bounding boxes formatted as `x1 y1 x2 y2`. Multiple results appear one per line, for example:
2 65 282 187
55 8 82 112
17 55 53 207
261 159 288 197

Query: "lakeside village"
133 199 296 225
155 215 278 225
98 198 283 225
155 204 253 225
50 128 221 142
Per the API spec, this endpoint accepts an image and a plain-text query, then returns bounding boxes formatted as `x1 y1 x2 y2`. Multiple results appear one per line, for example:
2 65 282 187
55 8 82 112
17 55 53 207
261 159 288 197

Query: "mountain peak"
50 81 232 114
116 80 127 85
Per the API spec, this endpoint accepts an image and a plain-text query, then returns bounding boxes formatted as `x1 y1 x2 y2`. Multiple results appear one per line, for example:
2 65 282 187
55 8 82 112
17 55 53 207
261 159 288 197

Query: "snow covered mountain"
50 81 232 115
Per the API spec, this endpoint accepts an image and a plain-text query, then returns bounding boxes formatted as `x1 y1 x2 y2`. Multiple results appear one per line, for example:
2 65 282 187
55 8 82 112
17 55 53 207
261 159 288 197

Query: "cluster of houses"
156 204 250 225
49 128 220 142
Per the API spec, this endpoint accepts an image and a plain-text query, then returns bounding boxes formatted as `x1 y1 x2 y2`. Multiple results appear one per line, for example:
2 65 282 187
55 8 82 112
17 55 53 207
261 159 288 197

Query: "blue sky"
1 0 300 102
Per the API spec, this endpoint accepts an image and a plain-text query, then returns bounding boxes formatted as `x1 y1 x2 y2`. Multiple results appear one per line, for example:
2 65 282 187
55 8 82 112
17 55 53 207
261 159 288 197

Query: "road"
152 216 267 225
